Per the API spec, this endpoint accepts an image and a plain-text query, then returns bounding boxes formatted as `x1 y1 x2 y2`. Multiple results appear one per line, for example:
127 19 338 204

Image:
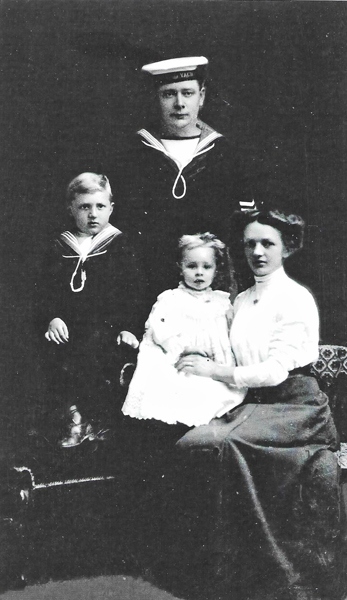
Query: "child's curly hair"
177 232 228 289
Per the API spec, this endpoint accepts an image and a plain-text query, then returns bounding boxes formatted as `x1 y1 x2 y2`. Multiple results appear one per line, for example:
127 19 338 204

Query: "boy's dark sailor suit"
40 224 143 427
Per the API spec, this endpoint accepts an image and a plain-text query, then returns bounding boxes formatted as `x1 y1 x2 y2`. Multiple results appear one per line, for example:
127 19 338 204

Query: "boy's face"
69 190 114 236
157 80 205 137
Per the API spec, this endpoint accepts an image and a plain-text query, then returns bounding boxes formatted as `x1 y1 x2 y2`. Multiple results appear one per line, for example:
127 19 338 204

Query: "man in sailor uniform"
113 57 252 310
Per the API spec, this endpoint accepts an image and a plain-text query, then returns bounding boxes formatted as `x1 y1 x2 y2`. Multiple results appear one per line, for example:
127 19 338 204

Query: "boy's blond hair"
66 173 112 205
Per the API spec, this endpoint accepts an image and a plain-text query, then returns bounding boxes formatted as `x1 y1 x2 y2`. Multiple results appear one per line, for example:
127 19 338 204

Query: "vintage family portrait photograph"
1 0 347 599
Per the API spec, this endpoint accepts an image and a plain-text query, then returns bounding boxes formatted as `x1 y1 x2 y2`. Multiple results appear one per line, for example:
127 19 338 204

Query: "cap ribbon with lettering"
141 56 208 86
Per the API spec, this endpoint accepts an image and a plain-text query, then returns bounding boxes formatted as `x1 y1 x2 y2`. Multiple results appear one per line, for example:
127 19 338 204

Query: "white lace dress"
121 284 247 427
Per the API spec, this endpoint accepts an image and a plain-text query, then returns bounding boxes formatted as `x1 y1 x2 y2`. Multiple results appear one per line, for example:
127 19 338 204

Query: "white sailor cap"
141 56 208 86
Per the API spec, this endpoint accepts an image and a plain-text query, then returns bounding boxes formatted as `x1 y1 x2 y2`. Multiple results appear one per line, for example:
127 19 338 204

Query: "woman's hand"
175 348 236 384
45 318 69 344
175 352 217 378
117 331 139 349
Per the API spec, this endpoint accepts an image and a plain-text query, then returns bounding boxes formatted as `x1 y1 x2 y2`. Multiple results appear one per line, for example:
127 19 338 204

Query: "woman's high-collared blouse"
230 267 319 388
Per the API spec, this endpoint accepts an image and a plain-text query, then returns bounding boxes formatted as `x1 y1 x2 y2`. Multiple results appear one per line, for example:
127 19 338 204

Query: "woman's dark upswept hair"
230 209 305 256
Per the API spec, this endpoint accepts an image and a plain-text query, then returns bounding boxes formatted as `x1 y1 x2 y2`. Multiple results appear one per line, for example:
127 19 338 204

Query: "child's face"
181 246 217 292
68 191 114 236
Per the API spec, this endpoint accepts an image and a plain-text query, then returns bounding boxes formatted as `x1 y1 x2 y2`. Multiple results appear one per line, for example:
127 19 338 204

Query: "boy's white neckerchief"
59 224 122 293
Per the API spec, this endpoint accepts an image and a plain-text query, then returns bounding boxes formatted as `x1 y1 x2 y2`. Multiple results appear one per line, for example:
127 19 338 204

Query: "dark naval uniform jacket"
112 121 252 310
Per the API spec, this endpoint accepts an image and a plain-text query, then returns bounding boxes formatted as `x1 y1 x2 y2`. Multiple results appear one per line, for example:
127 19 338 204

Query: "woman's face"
243 221 289 277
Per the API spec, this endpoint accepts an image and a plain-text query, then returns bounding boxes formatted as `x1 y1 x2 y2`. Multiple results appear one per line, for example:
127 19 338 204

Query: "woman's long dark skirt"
177 375 341 600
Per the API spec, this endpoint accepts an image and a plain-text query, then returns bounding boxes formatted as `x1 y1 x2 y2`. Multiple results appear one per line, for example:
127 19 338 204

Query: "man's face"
157 80 205 137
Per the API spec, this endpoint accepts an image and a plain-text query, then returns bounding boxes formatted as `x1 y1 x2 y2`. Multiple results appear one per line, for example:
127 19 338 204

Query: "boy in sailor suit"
42 172 142 447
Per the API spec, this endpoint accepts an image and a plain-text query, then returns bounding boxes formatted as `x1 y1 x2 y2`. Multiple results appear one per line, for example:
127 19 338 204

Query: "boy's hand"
117 331 139 349
45 318 69 344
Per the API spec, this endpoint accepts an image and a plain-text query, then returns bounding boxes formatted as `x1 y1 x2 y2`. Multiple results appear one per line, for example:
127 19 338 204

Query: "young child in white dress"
121 233 247 427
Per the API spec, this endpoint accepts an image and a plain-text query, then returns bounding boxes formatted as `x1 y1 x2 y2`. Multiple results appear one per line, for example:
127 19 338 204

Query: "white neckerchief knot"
138 127 221 199
60 224 121 293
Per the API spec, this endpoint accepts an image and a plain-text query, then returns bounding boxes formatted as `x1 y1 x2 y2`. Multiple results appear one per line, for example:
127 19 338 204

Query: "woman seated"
176 208 340 600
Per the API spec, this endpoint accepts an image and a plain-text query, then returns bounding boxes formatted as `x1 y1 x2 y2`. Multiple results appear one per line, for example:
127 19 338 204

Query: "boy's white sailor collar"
60 224 122 293
60 224 121 259
252 266 287 303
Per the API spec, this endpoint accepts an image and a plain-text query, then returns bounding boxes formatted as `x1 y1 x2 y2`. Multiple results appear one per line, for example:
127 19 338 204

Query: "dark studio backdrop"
1 0 346 436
